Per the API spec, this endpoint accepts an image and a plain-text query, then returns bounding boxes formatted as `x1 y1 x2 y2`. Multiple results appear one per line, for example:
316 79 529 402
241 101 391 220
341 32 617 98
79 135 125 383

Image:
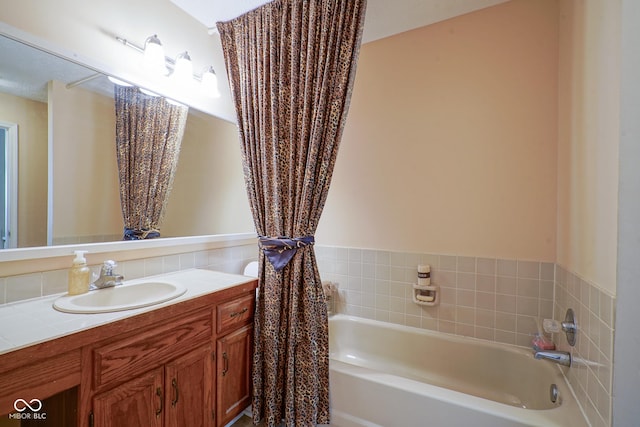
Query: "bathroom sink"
53 281 187 313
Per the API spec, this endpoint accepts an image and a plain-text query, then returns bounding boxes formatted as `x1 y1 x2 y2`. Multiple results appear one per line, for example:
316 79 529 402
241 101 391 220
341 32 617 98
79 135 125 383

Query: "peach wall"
162 111 254 236
0 92 47 247
49 80 122 242
557 0 620 294
318 0 559 261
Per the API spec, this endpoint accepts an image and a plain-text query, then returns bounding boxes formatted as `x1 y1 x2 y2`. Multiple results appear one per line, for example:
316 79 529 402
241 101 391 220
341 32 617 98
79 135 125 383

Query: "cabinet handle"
229 307 248 318
171 378 179 406
155 387 163 417
222 352 229 376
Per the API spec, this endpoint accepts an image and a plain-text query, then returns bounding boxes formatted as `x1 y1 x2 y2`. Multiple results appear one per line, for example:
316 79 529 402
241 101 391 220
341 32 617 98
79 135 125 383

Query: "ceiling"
0 0 510 109
169 0 510 44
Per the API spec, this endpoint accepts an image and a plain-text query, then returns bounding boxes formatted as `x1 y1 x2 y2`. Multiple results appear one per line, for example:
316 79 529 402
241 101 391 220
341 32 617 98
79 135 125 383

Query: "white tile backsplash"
42 269 69 295
317 245 554 344
120 258 146 280
163 254 181 272
179 252 196 270
0 244 258 306
6 273 42 303
556 265 615 427
318 243 614 427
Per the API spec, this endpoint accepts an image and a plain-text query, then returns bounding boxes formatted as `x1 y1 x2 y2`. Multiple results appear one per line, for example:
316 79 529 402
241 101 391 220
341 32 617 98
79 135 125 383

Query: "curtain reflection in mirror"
114 86 188 240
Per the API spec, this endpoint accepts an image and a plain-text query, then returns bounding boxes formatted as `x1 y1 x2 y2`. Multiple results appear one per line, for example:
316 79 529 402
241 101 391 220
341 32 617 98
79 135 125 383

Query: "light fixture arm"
116 36 177 71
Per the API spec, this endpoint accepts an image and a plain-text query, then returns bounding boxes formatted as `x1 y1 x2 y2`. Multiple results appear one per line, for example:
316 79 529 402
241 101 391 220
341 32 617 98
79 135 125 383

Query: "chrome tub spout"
534 350 571 367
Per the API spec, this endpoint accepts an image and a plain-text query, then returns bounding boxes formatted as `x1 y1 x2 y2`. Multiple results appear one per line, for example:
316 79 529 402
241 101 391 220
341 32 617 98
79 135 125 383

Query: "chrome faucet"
534 350 571 367
90 260 124 290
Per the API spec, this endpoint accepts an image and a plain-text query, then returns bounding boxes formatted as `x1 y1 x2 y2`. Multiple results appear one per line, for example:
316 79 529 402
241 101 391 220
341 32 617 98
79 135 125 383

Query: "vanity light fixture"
116 34 220 98
115 34 221 98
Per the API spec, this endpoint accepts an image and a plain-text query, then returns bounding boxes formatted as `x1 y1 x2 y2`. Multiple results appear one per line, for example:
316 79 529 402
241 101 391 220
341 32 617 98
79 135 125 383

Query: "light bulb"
143 34 168 76
201 66 221 98
172 51 193 85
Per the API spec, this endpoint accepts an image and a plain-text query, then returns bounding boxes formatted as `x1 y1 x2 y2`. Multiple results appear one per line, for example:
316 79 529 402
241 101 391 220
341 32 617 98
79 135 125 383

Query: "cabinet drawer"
217 293 254 335
94 309 212 388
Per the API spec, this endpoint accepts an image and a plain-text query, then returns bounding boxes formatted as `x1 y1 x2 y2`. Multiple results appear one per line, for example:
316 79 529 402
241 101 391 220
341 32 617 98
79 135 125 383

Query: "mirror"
0 34 253 249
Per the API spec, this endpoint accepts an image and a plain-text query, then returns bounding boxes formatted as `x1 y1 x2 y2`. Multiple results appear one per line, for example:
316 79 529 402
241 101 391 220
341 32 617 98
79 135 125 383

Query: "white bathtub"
328 315 588 427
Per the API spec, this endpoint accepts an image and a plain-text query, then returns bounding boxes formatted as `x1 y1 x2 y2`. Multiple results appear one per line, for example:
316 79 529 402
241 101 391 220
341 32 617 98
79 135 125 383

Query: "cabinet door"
165 345 214 427
216 325 253 427
92 368 163 427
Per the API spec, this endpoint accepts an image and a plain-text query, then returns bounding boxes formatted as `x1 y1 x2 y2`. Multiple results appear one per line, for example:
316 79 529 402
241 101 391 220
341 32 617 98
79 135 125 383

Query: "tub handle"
562 308 577 346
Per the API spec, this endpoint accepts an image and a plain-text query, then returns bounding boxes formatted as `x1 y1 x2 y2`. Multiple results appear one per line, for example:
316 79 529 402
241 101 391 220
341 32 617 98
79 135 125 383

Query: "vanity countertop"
0 268 256 356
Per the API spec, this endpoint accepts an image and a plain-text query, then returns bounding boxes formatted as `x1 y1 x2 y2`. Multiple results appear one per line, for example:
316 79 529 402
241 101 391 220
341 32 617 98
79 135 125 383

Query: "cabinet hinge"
89 411 94 427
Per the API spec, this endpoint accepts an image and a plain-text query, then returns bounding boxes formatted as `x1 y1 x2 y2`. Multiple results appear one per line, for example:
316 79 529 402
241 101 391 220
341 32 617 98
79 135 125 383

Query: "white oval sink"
53 281 187 313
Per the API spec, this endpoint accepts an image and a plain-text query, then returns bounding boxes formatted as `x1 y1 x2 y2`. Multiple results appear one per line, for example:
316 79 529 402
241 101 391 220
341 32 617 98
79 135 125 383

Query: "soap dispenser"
68 250 90 295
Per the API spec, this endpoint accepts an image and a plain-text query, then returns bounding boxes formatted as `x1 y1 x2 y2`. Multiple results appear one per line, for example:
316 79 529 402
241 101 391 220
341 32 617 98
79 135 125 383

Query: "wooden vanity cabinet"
0 278 257 427
92 345 213 427
216 325 252 427
88 288 255 427
165 345 214 427
92 367 164 427
215 293 254 427
89 306 216 427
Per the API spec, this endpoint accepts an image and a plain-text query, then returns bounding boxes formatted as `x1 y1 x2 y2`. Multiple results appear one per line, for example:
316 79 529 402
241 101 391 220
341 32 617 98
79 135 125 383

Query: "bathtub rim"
329 314 550 359
328 314 589 427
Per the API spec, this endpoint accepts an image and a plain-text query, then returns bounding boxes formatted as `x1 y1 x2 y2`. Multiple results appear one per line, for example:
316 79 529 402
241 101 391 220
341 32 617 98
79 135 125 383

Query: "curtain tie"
123 227 161 240
259 236 315 272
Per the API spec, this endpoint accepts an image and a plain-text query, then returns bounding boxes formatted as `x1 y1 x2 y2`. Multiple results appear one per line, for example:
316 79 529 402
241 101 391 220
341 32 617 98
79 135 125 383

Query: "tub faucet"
534 350 571 367
90 260 124 290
